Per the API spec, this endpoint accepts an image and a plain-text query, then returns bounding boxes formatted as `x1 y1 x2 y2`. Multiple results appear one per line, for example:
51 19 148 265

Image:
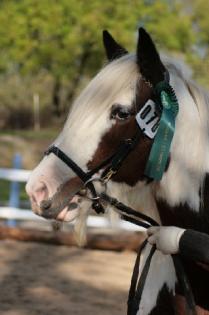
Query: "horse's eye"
116 110 130 120
111 106 131 121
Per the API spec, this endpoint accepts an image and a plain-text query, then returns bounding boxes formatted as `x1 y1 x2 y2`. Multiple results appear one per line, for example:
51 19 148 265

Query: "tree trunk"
52 78 61 117
64 43 93 110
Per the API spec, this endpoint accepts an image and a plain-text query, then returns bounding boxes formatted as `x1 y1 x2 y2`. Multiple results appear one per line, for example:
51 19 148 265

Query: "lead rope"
100 193 197 315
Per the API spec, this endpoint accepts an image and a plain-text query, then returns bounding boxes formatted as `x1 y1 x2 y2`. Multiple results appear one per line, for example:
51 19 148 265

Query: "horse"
26 28 209 314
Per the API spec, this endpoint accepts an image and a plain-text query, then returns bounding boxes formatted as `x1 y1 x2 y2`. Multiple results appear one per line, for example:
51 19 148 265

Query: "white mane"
156 60 209 211
65 54 138 131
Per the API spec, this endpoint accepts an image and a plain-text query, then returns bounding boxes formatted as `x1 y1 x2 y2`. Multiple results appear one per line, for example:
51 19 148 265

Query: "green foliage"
0 0 198 76
0 180 28 205
0 73 54 128
0 0 207 127
192 0 209 45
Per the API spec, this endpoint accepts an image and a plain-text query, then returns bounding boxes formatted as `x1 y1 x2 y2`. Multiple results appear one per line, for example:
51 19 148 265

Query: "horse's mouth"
55 195 82 222
56 203 79 222
31 195 82 222
30 177 84 222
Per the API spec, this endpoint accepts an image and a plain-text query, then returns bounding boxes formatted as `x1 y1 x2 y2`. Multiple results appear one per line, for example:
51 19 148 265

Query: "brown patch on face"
88 78 154 186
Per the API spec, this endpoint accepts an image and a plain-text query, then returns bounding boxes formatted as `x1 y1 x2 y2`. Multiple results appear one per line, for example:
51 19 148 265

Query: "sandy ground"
0 240 136 315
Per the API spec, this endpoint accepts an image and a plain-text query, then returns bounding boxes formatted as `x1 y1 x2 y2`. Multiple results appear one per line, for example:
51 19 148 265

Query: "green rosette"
144 81 179 180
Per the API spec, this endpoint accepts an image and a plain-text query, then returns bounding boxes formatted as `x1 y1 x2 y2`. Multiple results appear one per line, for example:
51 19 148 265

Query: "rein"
100 193 197 315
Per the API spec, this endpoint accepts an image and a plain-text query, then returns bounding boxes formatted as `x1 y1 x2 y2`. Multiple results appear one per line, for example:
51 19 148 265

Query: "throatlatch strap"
101 193 159 227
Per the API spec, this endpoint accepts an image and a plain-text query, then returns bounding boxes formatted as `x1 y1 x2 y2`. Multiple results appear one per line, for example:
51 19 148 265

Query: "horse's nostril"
68 202 78 210
31 182 49 206
41 199 52 210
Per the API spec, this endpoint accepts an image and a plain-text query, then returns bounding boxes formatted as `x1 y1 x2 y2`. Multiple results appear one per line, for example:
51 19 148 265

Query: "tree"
0 0 207 120
190 0 209 86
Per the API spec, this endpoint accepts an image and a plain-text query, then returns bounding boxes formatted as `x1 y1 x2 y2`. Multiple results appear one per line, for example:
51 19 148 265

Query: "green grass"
0 180 10 203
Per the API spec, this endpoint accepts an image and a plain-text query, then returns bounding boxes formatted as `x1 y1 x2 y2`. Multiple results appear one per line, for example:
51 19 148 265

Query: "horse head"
26 27 209 228
25 29 153 221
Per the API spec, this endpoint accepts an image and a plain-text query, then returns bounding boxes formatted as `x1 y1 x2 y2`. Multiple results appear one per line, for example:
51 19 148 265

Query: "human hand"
147 226 186 255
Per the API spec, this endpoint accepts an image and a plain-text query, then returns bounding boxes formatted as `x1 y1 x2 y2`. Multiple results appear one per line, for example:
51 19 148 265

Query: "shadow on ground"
0 240 136 315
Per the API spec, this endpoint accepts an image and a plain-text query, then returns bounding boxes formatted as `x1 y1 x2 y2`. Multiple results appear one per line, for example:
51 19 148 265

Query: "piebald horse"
26 28 209 314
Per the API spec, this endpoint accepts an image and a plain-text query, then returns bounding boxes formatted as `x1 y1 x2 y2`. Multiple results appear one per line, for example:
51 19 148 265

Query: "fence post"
8 153 22 227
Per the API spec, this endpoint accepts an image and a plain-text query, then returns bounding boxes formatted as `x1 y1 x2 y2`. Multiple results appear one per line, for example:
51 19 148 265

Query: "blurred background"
0 0 208 168
0 1 208 314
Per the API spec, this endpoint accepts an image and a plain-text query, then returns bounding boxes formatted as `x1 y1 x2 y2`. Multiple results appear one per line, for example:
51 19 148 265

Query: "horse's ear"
137 28 166 86
103 30 128 61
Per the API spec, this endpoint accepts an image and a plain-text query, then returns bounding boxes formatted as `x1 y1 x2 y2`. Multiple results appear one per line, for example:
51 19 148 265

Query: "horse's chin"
56 206 79 222
56 194 81 222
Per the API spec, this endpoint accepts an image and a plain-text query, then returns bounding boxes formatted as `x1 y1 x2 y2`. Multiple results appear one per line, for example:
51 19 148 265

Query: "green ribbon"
144 82 179 180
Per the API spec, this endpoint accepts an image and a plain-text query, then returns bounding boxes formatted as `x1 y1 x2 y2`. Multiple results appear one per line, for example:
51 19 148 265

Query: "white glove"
147 226 186 255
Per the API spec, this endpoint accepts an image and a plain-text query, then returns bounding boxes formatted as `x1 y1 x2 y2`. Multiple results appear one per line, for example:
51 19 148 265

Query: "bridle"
44 70 178 215
44 72 162 214
45 130 142 214
44 71 197 315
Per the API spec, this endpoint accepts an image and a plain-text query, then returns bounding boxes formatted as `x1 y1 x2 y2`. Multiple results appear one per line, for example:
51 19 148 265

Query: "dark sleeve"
179 229 209 265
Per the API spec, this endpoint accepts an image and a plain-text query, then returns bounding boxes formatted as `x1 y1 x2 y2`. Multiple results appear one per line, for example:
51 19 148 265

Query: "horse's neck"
156 173 209 232
115 172 209 229
155 175 209 313
135 177 209 315
109 181 161 223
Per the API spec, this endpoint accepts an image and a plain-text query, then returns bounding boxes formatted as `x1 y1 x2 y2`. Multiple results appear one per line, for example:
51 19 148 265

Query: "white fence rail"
0 166 143 231
0 168 31 182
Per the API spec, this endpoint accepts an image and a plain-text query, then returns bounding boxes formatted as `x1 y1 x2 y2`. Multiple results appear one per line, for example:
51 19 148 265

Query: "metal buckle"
84 177 103 187
78 177 107 201
102 169 117 183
